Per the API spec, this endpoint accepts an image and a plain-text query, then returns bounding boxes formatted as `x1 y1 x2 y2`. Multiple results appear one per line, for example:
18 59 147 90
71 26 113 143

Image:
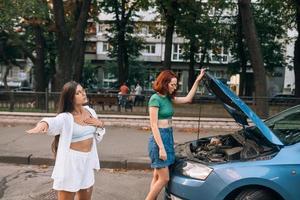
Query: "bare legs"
57 191 75 200
76 186 93 200
57 186 93 200
146 167 169 200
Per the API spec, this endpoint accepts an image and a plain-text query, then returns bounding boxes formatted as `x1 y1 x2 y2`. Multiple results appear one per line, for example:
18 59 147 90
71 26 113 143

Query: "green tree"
0 0 60 110
103 60 147 88
155 0 179 69
99 0 149 85
238 0 268 117
176 0 230 90
51 0 95 91
0 0 55 92
292 0 300 97
0 32 23 89
82 61 99 91
230 0 289 97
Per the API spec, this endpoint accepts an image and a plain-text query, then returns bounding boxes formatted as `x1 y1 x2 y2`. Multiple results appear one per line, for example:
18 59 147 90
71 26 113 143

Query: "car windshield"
264 106 300 145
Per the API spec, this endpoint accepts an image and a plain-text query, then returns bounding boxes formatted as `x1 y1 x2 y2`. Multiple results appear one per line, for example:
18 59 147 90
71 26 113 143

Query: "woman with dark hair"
145 69 205 200
26 81 105 200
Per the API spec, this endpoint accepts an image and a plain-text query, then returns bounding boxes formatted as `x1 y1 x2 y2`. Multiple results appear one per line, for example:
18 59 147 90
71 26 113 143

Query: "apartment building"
85 10 232 94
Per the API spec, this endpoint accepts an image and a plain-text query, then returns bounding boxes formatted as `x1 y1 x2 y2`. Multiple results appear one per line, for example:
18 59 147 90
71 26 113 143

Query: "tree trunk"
237 7 247 96
33 26 46 92
294 1 300 97
71 0 91 82
3 64 11 90
52 0 72 91
124 41 129 83
238 0 269 118
160 0 177 70
117 30 126 85
199 45 207 67
73 41 86 83
52 0 91 91
33 26 47 110
163 17 175 70
188 38 196 90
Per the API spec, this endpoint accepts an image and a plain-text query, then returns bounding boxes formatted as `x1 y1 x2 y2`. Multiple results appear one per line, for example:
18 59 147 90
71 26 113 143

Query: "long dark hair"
52 81 79 156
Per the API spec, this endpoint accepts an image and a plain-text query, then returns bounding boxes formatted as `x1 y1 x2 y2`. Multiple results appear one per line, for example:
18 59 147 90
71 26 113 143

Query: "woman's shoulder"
150 93 157 97
150 93 169 100
56 112 72 120
149 93 160 100
84 105 97 116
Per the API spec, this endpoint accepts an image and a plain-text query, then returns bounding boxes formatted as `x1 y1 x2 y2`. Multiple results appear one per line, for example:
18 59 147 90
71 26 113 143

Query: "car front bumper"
165 171 229 200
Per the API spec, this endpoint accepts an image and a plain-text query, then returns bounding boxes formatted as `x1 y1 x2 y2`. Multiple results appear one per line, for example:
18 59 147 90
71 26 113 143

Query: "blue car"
165 74 300 200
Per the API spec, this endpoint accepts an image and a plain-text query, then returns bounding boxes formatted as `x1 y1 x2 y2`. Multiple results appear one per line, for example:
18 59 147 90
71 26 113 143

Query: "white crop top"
71 122 96 142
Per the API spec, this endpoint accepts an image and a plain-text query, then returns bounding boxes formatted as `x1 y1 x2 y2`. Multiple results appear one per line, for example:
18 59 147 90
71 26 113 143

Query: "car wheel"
235 189 275 200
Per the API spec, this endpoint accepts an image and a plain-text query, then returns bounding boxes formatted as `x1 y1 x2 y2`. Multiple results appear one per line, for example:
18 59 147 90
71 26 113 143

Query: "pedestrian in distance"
26 81 105 200
119 82 130 95
118 82 130 107
145 68 206 200
134 81 144 106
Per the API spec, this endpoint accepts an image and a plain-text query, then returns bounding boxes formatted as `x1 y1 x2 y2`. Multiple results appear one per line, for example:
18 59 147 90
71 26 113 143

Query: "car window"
267 111 300 145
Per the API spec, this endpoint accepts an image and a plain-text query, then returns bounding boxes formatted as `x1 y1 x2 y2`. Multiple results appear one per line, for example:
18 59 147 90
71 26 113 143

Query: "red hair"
152 70 178 98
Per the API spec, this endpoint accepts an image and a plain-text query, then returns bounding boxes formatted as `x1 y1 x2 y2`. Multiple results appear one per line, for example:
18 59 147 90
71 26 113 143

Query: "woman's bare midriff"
70 138 93 152
157 119 172 128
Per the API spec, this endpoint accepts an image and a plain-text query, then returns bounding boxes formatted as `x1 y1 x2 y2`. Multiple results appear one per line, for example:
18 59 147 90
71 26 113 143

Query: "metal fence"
0 90 299 118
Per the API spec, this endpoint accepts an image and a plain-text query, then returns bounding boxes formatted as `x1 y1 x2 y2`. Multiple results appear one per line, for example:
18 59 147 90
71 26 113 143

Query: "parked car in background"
165 73 300 200
269 93 298 104
14 87 33 92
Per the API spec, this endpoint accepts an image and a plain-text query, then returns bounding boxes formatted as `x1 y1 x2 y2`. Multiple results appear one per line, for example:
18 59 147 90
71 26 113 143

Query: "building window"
85 42 96 53
141 26 149 35
210 47 229 64
172 44 184 61
86 22 96 35
143 44 156 54
102 42 111 53
98 24 110 35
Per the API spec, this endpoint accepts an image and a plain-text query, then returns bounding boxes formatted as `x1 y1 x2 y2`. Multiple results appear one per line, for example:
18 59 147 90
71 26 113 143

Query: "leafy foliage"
229 0 289 73
82 61 99 90
0 31 23 65
99 0 150 84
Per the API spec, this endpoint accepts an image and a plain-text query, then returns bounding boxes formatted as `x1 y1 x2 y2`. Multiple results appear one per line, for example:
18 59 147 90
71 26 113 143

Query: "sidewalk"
0 111 240 129
0 112 239 169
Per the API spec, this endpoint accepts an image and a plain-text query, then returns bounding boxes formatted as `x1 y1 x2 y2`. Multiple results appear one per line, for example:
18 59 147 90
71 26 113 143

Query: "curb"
0 112 240 129
0 156 151 170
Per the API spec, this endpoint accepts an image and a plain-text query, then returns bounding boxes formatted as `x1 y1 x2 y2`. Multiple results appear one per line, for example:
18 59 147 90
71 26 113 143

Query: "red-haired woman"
145 69 205 200
26 81 105 200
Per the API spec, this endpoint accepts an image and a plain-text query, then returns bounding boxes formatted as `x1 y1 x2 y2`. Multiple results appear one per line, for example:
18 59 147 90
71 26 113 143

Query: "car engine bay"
175 127 279 163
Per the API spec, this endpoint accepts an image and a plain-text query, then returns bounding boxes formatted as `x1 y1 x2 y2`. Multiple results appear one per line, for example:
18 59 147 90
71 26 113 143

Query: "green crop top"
148 93 174 119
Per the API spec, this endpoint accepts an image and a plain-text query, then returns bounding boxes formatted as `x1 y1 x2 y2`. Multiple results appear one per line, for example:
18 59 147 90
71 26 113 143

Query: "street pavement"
0 124 232 169
0 116 236 200
0 163 163 200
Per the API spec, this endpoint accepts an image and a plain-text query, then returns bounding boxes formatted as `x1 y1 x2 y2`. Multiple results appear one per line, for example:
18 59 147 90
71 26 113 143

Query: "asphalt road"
0 163 163 200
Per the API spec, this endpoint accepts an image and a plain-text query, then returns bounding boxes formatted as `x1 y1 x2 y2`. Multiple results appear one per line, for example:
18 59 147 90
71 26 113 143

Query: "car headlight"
179 161 213 180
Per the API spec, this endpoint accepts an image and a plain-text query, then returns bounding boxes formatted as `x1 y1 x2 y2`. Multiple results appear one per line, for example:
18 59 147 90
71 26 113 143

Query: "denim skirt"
148 127 175 168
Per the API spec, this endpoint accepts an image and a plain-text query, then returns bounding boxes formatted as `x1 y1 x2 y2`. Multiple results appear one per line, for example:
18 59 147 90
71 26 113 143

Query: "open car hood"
203 73 283 146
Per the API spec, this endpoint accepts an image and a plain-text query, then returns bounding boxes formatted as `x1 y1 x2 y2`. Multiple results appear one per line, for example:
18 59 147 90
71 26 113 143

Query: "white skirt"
53 149 95 192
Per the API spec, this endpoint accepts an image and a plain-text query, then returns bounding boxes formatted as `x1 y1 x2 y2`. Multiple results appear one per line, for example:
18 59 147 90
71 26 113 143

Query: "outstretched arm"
173 68 205 104
26 113 65 135
26 121 49 134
